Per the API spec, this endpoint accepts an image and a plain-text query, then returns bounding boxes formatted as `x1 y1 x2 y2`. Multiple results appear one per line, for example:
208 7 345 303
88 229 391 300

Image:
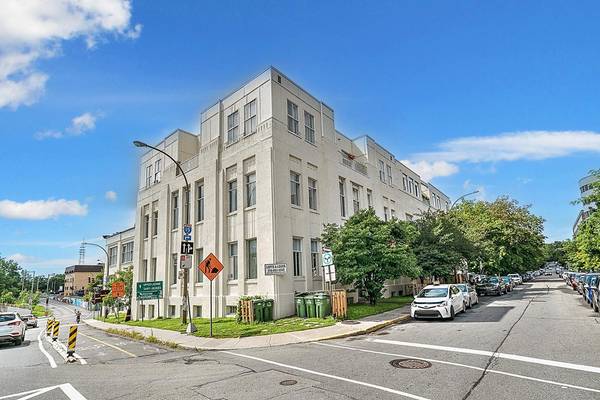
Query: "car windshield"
0 314 16 322
417 288 448 298
487 277 499 284
502 277 510 282
456 284 467 292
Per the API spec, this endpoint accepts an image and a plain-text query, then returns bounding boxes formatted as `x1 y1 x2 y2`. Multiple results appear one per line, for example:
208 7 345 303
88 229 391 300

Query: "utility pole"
29 271 36 311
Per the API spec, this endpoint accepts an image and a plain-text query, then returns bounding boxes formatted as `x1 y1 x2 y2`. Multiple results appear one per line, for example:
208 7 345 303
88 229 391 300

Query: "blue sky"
1 1 599 275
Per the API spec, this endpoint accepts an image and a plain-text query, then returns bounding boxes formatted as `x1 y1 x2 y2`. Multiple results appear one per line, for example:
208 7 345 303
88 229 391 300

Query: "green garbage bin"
295 294 306 318
304 294 316 318
263 299 273 321
253 299 264 322
314 292 331 318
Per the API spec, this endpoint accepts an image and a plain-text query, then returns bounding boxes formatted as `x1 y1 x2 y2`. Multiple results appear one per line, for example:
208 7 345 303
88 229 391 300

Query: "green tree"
573 211 600 271
411 210 474 280
543 241 569 265
0 256 23 296
321 209 418 304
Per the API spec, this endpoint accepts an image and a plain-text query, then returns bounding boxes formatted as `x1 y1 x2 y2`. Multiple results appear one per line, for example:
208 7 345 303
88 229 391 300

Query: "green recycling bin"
304 294 316 318
253 299 264 322
295 294 306 318
263 299 274 322
314 292 331 318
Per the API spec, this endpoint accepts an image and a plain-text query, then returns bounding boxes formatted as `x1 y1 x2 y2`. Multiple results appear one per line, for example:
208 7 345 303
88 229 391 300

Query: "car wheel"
461 303 466 313
467 299 472 309
14 337 22 346
449 306 455 320
594 303 599 313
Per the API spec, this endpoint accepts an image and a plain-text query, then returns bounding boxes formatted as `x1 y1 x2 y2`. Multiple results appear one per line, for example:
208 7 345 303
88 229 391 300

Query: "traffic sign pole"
209 279 213 337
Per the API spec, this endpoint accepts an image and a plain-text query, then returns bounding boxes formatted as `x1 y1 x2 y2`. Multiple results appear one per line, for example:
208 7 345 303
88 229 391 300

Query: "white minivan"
411 284 465 320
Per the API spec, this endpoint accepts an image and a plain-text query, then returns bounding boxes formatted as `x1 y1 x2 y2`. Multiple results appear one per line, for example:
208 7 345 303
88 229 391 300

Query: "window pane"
290 172 300 206
228 243 238 280
196 183 204 222
246 173 256 207
293 238 302 276
228 180 237 212
247 239 257 279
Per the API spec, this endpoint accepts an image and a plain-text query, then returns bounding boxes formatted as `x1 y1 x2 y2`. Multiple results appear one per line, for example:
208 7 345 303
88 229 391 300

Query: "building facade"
104 227 135 276
64 264 103 296
132 67 450 320
573 173 598 235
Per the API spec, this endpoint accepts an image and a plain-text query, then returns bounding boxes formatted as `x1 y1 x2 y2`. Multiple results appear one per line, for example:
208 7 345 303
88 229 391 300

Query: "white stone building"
104 227 135 276
573 173 598 235
132 67 450 320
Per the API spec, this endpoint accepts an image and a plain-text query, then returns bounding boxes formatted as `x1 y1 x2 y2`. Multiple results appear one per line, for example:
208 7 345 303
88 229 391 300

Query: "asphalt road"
1 275 599 400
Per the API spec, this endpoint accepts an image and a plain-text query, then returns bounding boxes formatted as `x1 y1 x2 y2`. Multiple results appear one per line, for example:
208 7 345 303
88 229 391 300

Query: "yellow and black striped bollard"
67 325 78 358
45 319 52 337
52 320 60 341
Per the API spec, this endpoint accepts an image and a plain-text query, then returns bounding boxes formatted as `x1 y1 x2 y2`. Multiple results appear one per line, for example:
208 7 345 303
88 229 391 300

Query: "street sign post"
180 241 194 255
198 253 224 337
136 281 163 320
321 248 335 292
264 263 287 275
180 254 192 269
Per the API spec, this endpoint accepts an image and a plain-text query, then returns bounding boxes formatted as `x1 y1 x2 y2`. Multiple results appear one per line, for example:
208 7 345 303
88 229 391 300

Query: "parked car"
577 274 587 294
20 314 37 328
501 276 515 292
411 284 466 320
456 283 479 309
570 273 582 290
583 274 600 306
476 276 506 296
508 273 523 285
0 312 26 346
592 278 600 313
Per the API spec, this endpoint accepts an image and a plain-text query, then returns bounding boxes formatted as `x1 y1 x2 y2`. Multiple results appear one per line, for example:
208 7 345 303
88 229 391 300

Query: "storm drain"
341 320 360 325
390 359 432 369
279 380 298 386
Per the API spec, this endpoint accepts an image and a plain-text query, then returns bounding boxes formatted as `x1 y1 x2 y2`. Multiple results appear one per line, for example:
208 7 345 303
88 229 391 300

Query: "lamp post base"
186 322 197 334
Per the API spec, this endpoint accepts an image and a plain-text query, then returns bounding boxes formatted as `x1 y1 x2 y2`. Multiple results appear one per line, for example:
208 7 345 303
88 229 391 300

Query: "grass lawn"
346 296 413 320
99 315 337 338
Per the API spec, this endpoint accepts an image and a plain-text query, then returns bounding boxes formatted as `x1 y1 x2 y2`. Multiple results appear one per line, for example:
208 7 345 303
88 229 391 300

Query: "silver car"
0 313 26 346
456 283 479 309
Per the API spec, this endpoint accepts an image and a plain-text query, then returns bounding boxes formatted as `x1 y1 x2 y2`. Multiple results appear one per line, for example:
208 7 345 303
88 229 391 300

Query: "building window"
287 100 299 134
171 253 178 284
145 165 152 188
378 160 385 182
183 186 190 224
293 238 302 277
244 99 257 135
339 178 347 217
352 185 360 214
408 178 414 194
193 305 202 318
152 210 158 236
225 305 237 315
290 171 301 206
402 174 408 191
141 260 148 281
228 180 237 213
195 249 203 283
121 242 133 264
228 242 238 280
108 246 118 266
171 190 179 229
386 164 392 185
196 182 204 222
311 239 319 276
227 110 239 143
308 178 317 210
415 184 420 198
169 305 176 317
367 189 373 208
246 172 256 207
391 209 396 219
154 159 161 183
150 258 157 281
247 239 257 279
143 213 149 239
384 207 389 222
304 111 315 144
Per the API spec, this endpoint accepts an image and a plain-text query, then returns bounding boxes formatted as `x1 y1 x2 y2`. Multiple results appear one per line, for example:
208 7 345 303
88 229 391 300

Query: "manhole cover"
341 320 360 325
390 359 432 369
279 380 297 386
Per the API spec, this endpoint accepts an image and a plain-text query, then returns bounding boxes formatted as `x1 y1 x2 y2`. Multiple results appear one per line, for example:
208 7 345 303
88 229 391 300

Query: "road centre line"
314 342 600 395
369 339 600 375
222 351 431 400
78 332 137 358
36 329 57 369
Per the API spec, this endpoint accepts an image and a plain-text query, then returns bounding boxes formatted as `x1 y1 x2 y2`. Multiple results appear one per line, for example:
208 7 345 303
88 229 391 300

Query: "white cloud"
401 160 459 181
7 254 79 269
35 111 101 140
0 0 142 109
0 199 88 220
7 253 36 264
105 190 117 202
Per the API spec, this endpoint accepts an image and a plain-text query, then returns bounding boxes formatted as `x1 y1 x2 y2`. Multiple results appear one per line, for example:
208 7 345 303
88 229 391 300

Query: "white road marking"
0 384 87 400
58 383 88 400
370 339 600 375
223 351 431 400
315 342 600 394
78 332 137 358
36 330 57 369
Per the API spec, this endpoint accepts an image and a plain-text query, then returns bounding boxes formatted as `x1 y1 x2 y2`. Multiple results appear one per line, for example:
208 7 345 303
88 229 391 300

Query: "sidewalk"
84 306 410 351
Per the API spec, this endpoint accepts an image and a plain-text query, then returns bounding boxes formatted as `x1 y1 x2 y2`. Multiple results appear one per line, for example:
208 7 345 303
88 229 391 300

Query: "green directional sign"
136 281 163 300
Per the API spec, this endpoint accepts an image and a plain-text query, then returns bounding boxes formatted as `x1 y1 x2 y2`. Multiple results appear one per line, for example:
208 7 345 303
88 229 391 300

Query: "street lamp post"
450 190 480 209
82 242 109 316
133 140 196 334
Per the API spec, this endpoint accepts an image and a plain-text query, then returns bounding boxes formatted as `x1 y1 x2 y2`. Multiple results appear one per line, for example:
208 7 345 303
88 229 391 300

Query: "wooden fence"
239 299 254 323
332 290 347 319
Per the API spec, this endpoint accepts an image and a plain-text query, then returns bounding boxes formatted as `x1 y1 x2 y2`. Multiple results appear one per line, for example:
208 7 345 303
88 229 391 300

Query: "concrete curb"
316 314 411 341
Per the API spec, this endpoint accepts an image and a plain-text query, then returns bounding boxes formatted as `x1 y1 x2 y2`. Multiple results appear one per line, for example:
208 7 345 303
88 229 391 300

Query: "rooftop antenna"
79 240 86 264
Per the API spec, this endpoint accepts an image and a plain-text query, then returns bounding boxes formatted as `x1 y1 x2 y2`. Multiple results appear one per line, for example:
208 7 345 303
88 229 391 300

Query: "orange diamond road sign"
199 253 224 281
111 281 125 298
